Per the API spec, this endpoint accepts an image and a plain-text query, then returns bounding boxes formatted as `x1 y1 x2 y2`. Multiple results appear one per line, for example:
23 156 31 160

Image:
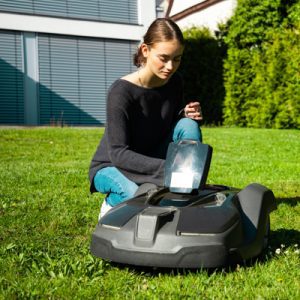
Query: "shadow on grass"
269 228 300 247
276 197 300 207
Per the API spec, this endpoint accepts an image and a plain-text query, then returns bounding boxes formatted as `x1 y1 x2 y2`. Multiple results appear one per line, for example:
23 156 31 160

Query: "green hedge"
223 0 300 128
179 27 226 125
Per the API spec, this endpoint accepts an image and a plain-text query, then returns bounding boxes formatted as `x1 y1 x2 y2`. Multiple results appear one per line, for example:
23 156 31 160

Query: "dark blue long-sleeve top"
89 72 184 192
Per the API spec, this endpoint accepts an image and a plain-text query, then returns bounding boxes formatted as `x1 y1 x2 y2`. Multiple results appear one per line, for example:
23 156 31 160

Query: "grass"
0 127 299 299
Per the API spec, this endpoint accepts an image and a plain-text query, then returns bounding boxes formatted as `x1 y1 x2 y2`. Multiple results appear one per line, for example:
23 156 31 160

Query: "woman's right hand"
184 102 203 121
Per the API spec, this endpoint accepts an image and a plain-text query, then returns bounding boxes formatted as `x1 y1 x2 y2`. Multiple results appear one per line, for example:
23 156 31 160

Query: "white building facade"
165 0 236 32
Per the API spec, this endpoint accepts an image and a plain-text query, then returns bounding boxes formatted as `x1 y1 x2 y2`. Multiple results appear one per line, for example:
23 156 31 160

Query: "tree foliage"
223 0 300 128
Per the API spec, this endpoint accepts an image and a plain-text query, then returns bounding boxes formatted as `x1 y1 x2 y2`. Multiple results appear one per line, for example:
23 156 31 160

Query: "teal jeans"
94 118 202 206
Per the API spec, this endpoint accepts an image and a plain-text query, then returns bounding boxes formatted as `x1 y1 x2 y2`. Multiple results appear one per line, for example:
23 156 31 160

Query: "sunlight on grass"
0 127 299 299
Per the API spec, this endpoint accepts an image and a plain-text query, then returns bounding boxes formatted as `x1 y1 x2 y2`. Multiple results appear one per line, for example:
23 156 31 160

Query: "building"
164 0 236 32
0 0 157 126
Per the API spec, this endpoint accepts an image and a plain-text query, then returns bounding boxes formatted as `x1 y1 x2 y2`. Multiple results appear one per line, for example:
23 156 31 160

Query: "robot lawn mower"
90 140 276 268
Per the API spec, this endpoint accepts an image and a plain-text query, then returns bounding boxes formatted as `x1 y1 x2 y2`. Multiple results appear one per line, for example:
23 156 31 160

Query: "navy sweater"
89 72 184 192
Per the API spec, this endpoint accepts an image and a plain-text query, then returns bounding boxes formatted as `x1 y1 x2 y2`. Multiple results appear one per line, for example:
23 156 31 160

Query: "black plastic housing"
90 184 276 268
90 141 276 268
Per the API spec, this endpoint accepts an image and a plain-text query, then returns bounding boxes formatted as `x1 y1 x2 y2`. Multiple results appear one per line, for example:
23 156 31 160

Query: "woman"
89 18 203 218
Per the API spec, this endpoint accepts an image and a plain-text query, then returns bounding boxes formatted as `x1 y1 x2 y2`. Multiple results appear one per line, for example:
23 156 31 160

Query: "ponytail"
133 45 145 67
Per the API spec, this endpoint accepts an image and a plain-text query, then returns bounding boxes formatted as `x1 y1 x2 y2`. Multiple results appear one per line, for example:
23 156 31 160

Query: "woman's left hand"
184 102 203 121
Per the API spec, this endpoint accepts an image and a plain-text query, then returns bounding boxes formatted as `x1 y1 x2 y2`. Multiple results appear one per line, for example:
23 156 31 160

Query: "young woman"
89 18 203 218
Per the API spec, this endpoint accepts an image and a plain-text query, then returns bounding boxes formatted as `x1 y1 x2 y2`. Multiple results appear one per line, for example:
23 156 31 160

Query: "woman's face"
142 39 184 82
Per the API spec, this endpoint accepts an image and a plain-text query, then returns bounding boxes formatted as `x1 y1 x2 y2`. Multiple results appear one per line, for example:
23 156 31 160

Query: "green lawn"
0 127 299 299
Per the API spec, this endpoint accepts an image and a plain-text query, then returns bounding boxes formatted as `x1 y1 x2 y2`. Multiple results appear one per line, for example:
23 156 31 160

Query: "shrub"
179 27 226 125
223 0 300 128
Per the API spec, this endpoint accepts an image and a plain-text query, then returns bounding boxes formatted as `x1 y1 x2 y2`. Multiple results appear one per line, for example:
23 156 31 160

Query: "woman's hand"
184 102 203 121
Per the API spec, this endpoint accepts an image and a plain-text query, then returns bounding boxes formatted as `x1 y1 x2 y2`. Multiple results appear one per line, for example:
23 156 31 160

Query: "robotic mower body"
90 141 276 268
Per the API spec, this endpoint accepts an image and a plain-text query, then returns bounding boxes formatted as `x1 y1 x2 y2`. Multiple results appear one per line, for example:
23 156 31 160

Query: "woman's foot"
98 200 113 220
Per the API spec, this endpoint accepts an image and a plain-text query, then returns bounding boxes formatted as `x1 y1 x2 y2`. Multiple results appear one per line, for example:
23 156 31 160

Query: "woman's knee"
173 118 202 142
94 167 138 200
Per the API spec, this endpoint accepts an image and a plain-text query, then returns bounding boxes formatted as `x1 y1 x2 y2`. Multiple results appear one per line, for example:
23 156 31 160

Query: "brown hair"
133 18 184 67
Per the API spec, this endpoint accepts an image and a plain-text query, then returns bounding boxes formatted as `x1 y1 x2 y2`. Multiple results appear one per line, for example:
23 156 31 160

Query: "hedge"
179 27 226 125
223 0 300 128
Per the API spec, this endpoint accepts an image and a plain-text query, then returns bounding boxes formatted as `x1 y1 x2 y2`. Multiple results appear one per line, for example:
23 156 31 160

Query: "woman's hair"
133 18 184 67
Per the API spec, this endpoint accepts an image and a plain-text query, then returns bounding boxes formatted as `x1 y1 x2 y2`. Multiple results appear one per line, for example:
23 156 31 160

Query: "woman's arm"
105 90 165 179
